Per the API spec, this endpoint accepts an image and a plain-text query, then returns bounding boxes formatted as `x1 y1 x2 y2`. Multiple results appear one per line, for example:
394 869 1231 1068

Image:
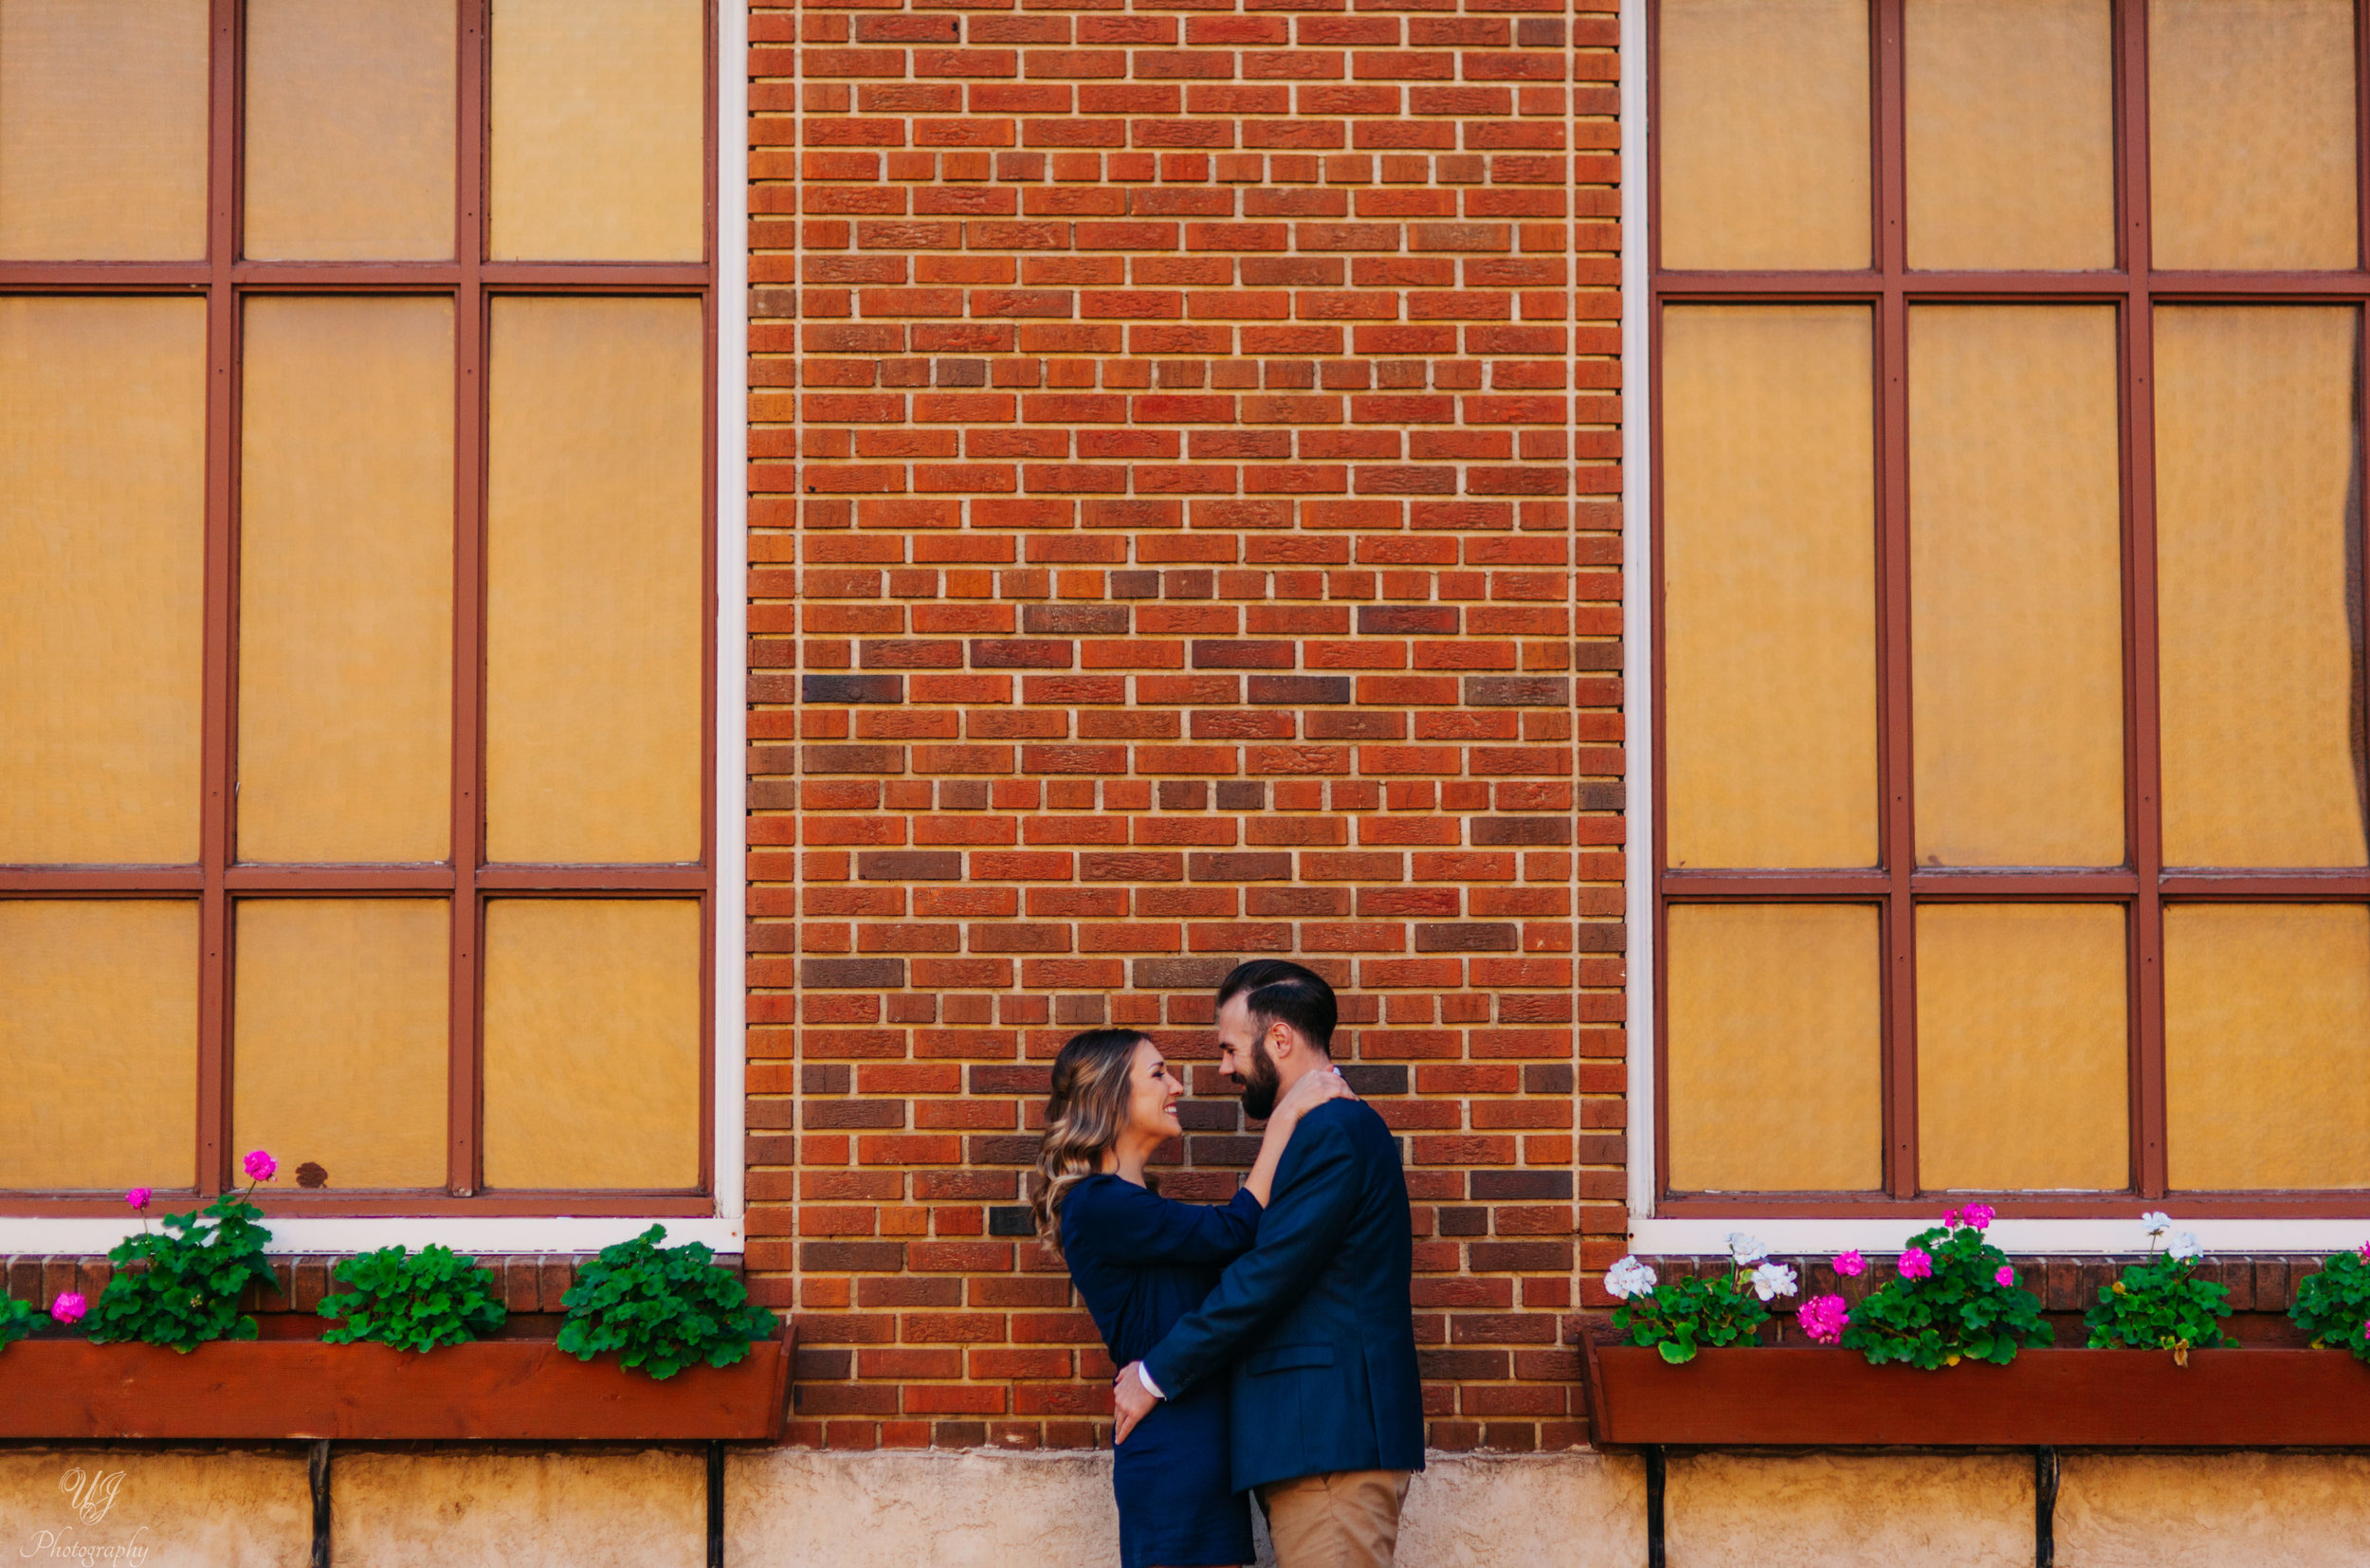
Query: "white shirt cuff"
1136 1365 1165 1399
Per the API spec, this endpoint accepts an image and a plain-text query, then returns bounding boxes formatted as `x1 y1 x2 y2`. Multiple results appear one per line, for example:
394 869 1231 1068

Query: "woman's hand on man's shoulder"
1273 1065 1358 1126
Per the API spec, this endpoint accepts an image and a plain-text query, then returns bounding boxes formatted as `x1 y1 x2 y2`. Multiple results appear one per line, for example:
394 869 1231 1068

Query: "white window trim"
0 12 750 1259
1614 0 2370 1256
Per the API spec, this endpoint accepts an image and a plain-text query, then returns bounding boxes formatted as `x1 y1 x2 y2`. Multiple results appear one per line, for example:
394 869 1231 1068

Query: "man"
1112 959 1424 1567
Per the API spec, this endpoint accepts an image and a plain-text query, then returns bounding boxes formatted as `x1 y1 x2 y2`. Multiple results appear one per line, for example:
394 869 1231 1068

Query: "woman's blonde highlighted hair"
1030 1029 1154 1252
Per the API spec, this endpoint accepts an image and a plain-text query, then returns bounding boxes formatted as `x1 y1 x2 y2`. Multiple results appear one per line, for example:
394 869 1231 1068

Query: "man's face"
1216 994 1285 1121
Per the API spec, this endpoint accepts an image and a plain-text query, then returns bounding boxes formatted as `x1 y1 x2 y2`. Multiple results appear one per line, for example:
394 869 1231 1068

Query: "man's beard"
1233 1036 1283 1121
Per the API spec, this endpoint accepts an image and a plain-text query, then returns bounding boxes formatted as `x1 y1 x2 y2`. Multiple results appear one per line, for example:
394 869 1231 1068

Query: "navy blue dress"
1060 1174 1262 1568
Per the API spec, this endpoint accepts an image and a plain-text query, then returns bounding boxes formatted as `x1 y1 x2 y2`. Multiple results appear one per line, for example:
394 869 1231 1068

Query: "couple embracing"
1030 960 1424 1568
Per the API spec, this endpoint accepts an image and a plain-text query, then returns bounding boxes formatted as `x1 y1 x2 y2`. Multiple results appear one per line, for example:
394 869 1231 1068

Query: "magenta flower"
124 1188 151 1212
2358 1241 2370 1264
1995 1265 2015 1288
243 1149 278 1183
1942 1207 1962 1228
1834 1249 1866 1278
1898 1248 1934 1281
1963 1202 1997 1231
2361 1320 2370 1344
1796 1293 1850 1345
49 1292 85 1326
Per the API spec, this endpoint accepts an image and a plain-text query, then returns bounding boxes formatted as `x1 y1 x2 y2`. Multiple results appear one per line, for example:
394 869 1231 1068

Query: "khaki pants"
1257 1469 1413 1568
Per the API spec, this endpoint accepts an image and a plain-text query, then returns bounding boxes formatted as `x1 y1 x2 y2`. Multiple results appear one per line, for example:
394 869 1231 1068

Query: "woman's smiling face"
1124 1038 1184 1142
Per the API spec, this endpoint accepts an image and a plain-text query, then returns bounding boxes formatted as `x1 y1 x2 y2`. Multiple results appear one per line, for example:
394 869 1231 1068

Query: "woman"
1032 1028 1354 1568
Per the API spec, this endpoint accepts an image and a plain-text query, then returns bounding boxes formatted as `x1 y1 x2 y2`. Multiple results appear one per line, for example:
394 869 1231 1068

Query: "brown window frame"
1650 0 2370 1216
0 0 721 1217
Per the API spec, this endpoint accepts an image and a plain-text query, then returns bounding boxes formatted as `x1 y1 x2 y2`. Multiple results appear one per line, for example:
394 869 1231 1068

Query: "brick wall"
745 0 1626 1452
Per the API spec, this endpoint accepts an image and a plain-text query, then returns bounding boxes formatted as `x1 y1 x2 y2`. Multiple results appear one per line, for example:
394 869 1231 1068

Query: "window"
0 0 717 1212
1650 0 2370 1212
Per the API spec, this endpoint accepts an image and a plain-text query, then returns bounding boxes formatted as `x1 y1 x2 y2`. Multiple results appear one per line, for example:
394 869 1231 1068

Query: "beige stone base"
1666 1451 2032 1568
2058 1452 2370 1568
0 1448 309 1567
335 1449 706 1568
724 1449 1644 1567
9 1444 2370 1565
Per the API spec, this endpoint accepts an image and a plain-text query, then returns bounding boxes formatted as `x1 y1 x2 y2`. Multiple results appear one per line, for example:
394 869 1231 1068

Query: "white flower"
2167 1231 2203 1262
1605 1256 1657 1300
1726 1231 1768 1266
2140 1211 2173 1239
1749 1261 1798 1302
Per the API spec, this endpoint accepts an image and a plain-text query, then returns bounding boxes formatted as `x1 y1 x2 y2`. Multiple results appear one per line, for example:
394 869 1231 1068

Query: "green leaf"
0 1295 40 1352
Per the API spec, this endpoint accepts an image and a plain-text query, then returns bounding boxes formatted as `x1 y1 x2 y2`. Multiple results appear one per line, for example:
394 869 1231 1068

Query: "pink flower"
1942 1207 1962 1228
123 1188 151 1212
1995 1265 2015 1288
1796 1294 1851 1345
1834 1249 1866 1278
2358 1242 2370 1264
49 1292 85 1326
1898 1248 1934 1281
243 1149 278 1183
2361 1320 2370 1343
1963 1203 1997 1231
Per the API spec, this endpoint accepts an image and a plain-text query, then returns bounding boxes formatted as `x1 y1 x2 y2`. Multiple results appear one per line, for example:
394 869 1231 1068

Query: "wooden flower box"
1582 1338 2370 1447
0 1321 793 1442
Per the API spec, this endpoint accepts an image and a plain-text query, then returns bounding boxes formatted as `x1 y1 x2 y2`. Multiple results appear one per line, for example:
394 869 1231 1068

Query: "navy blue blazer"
1139 1098 1424 1494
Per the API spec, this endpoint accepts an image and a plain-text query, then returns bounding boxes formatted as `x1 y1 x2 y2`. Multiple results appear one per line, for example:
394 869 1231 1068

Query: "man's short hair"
1216 959 1336 1055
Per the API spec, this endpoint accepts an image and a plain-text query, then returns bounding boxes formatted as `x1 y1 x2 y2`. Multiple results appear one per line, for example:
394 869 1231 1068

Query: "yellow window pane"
2149 0 2357 270
0 902 195 1191
2156 307 2365 868
489 0 704 261
1911 307 2124 866
0 0 208 260
239 298 454 864
1664 307 1876 868
2166 904 2370 1189
1 299 206 864
1657 0 1870 269
244 0 455 261
485 299 704 864
232 900 448 1191
1917 904 2129 1191
483 899 702 1190
1667 903 1882 1192
1905 0 2114 269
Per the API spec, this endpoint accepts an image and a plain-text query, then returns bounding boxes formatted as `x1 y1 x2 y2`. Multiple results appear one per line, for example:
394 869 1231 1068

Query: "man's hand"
1112 1360 1159 1445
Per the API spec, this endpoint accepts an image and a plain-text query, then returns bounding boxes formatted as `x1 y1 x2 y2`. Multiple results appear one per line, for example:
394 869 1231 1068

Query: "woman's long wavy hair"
1030 1029 1155 1254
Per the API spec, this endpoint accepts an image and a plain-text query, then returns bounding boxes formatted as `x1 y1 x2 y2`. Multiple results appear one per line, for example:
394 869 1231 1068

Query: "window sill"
0 1322 791 1442
1582 1339 2370 1447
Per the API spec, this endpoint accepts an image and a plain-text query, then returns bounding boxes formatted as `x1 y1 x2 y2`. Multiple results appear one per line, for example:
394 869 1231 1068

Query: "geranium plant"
0 1294 36 1353
2085 1212 2229 1363
86 1153 283 1353
1791 1249 1872 1345
319 1245 508 1352
557 1225 780 1379
1606 1233 1797 1364
1840 1205 2052 1369
2290 1241 2370 1360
